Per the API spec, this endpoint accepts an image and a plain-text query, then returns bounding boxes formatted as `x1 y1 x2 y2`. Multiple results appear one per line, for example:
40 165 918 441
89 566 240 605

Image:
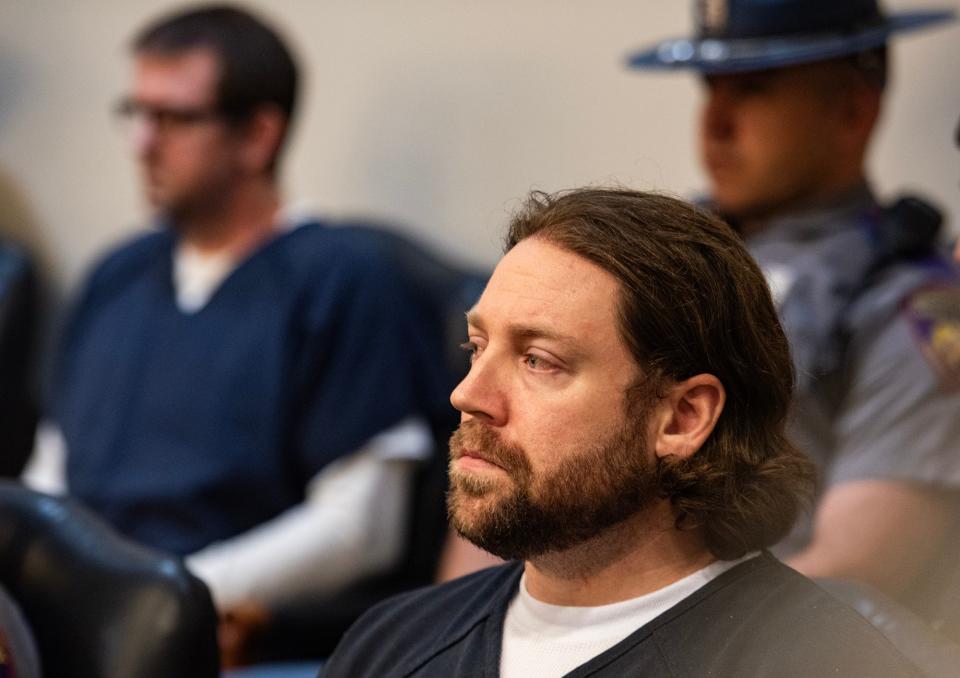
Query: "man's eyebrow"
465 310 582 351
506 324 579 346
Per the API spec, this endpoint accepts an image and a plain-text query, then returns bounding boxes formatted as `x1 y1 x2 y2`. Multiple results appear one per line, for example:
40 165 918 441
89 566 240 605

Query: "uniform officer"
628 0 960 636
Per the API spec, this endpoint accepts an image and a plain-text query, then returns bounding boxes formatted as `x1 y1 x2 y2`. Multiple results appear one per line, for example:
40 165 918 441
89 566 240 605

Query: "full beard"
447 409 659 561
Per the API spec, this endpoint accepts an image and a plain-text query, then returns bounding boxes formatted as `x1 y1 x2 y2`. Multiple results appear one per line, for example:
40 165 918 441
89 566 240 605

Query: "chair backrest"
0 481 219 678
0 242 39 476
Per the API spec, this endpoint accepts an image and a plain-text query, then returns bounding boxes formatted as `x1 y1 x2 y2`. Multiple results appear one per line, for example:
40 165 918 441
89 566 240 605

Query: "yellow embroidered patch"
904 286 960 391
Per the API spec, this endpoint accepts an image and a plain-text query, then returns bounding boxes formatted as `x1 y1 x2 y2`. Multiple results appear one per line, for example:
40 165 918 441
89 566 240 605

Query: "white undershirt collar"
500 552 759 678
172 202 311 313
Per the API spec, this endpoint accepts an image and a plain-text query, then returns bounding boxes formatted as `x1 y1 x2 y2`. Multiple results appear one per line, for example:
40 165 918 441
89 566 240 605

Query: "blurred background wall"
1 0 958 299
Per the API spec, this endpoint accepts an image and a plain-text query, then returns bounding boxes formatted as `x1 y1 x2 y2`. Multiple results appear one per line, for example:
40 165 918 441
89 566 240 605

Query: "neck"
735 173 869 238
522 501 714 606
175 175 281 258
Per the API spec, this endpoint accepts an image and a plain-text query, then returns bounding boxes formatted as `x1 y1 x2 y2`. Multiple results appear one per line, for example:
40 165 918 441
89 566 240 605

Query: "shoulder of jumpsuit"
324 561 523 677
327 217 489 310
69 226 173 311
283 214 488 326
263 214 454 371
262 213 422 295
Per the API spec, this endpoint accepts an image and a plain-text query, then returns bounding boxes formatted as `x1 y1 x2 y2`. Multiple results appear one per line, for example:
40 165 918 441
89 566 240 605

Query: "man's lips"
455 448 507 472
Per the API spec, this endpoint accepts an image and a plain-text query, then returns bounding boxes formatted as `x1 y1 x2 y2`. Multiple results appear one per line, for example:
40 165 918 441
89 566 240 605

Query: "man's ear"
652 374 725 461
237 104 286 175
832 78 882 153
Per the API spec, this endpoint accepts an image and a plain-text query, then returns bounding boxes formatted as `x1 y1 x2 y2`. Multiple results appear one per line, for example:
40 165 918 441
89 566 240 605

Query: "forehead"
704 62 836 97
471 237 625 347
132 48 220 105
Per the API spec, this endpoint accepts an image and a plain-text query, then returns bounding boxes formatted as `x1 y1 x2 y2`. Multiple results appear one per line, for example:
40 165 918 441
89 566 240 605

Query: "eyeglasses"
113 98 225 136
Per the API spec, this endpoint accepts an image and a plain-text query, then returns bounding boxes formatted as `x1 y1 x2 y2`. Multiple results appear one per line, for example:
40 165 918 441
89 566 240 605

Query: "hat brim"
626 10 955 74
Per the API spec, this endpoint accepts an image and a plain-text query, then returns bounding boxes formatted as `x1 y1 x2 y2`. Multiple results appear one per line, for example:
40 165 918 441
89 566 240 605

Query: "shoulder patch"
903 286 960 391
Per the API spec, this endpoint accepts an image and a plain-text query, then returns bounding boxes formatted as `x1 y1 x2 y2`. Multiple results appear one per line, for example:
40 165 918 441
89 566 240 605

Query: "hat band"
697 11 886 41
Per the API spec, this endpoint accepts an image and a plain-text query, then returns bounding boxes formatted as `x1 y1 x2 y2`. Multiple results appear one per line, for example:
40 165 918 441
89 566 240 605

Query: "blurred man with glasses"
23 4 455 667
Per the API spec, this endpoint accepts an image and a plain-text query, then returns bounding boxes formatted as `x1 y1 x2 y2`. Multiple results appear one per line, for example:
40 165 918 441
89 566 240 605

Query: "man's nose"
129 114 160 158
450 350 507 427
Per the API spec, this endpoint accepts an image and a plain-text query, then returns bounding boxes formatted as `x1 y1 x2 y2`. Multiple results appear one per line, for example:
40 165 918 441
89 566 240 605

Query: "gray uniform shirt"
744 184 960 629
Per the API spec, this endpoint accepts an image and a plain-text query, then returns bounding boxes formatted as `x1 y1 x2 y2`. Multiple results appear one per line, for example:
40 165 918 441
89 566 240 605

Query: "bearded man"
322 188 920 677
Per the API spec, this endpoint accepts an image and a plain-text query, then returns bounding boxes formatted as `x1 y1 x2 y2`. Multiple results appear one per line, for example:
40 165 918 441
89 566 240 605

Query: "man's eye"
460 341 481 362
154 111 178 129
523 353 555 372
736 79 770 96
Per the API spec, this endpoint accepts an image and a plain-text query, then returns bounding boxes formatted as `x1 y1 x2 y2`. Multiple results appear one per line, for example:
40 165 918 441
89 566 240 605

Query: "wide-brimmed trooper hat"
626 0 955 74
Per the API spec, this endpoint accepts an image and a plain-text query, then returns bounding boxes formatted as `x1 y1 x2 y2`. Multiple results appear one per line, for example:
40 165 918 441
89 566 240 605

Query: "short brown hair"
506 188 816 559
134 5 298 170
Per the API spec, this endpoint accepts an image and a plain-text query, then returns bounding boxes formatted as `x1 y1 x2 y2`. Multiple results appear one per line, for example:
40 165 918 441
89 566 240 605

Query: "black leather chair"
0 242 40 476
0 481 219 678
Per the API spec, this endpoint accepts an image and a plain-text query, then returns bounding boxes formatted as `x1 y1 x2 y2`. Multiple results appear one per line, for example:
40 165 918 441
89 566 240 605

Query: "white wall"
1 0 958 298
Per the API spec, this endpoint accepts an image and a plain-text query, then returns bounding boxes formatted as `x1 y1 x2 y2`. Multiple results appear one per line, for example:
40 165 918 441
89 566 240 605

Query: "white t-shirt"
500 554 758 678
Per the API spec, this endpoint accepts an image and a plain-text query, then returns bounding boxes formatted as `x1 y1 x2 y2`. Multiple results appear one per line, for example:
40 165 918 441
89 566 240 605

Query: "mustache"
449 420 530 477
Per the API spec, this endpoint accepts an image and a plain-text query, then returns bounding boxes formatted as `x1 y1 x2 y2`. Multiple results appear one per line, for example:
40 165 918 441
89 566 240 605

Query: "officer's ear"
821 61 883 148
812 61 881 153
651 374 725 462
840 79 881 137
